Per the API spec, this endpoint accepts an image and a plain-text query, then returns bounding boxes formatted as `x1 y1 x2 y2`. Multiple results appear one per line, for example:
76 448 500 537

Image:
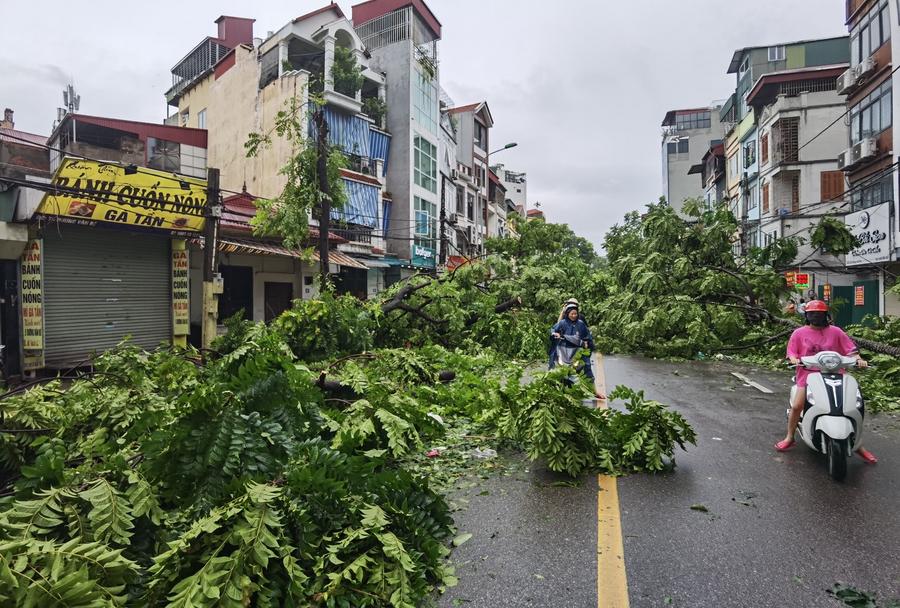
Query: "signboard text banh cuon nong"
36 158 207 235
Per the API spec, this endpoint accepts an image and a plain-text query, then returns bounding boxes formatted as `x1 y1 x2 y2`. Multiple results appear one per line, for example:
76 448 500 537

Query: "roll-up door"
43 227 171 367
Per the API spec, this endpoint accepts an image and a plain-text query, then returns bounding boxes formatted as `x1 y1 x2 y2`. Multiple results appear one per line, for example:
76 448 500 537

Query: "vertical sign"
20 239 44 370
172 248 190 336
855 285 865 306
822 283 832 303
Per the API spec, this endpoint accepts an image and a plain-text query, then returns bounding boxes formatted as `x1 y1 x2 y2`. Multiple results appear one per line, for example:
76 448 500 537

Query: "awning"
195 237 369 270
360 258 391 268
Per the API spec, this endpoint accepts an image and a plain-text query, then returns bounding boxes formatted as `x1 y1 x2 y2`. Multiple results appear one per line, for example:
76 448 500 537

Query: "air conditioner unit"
450 169 460 180
855 56 876 79
851 137 877 163
448 212 458 225
837 148 851 170
836 67 859 95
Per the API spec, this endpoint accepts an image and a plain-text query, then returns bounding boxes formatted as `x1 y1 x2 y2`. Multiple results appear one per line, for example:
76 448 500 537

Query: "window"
147 138 180 172
413 65 438 135
762 182 770 213
467 192 474 220
850 0 891 66
180 110 189 127
197 108 207 129
456 187 464 215
414 196 436 250
850 172 893 210
728 153 739 179
748 185 758 210
850 81 892 143
738 56 750 80
776 118 799 163
667 141 678 155
820 170 845 202
790 174 800 213
674 111 711 130
743 140 756 168
414 136 437 193
677 139 689 154
768 45 785 62
474 121 487 150
761 133 769 164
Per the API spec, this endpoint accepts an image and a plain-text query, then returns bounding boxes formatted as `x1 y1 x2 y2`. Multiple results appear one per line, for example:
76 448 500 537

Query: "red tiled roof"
50 114 207 148
294 3 345 24
221 191 347 243
447 103 480 115
0 127 47 148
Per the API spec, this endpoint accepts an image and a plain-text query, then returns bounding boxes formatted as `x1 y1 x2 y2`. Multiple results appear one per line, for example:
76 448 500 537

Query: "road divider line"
730 371 773 394
594 353 630 608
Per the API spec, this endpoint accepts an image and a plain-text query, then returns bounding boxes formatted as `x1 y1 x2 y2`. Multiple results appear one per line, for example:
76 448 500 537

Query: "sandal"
774 439 795 452
856 448 878 464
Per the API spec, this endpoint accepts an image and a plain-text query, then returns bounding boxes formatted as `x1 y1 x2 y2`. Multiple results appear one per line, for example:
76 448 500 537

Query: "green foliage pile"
481 369 696 477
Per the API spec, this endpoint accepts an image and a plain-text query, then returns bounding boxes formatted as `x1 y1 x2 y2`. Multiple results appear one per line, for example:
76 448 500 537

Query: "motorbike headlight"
819 354 842 371
805 388 815 406
856 389 863 410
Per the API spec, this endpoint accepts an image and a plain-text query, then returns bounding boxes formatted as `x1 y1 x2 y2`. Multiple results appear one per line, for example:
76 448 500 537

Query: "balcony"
166 38 231 105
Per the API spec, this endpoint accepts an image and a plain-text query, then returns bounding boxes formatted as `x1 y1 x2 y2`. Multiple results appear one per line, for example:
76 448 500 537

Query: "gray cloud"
0 0 846 250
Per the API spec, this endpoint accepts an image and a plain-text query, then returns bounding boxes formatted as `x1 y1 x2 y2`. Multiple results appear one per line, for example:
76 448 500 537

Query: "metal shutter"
43 227 171 367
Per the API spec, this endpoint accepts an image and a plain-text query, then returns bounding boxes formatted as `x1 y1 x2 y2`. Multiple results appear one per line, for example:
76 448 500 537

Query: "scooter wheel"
825 437 848 482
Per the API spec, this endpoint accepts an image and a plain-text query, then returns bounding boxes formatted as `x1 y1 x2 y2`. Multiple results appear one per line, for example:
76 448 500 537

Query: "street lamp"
489 142 518 155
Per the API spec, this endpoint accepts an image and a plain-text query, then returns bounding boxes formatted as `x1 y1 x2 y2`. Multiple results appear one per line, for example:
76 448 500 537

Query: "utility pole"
202 167 222 350
439 173 448 267
314 109 331 286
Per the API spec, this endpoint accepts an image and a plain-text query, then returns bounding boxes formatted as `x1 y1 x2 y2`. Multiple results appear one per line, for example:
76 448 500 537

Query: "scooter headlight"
856 389 863 410
805 387 815 406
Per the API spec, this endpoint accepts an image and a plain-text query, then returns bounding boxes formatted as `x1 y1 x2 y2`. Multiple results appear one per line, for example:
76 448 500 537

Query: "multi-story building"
165 7 394 302
721 37 849 254
446 101 492 255
492 163 527 215
353 0 443 274
660 104 725 213
688 141 726 208
747 64 855 315
839 0 899 318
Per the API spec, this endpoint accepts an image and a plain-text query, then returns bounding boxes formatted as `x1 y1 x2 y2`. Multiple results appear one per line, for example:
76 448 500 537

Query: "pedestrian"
774 300 877 463
784 300 797 315
797 298 806 314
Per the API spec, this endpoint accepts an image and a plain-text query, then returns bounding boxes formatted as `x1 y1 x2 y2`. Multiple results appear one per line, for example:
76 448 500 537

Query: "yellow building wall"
206 46 310 199
178 77 212 129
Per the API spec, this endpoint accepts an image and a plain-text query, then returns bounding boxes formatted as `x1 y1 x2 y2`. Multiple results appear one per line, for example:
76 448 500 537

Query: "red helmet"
805 300 829 312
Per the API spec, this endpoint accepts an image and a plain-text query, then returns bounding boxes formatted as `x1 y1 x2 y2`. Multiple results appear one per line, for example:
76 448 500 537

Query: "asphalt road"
437 356 900 608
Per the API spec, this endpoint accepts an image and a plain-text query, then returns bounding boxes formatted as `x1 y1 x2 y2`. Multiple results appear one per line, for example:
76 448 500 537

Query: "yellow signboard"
37 158 207 235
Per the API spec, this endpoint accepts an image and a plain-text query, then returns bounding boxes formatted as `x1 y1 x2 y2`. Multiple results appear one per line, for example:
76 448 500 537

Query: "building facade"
660 105 725 213
353 0 443 272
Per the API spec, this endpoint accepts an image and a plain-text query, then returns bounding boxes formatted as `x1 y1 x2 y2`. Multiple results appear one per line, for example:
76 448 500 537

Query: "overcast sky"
0 0 847 249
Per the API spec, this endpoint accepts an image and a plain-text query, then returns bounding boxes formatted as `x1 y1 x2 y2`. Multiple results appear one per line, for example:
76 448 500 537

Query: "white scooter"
789 351 866 481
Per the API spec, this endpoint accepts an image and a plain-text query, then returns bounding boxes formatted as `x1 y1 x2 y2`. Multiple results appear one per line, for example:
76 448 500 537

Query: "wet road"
437 355 900 608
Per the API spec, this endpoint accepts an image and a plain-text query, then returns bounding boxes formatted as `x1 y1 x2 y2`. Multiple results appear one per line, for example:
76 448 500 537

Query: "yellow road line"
594 353 630 608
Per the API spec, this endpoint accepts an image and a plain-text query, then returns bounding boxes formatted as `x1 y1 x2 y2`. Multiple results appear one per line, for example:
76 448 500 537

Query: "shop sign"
855 285 865 306
793 273 810 289
20 239 44 369
845 202 891 266
784 271 796 287
172 249 190 336
822 283 832 302
412 244 435 268
36 158 207 236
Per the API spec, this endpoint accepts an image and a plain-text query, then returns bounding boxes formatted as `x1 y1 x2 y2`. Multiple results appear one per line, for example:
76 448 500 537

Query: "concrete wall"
189 248 317 325
207 46 310 198
370 42 414 260
663 106 725 213
177 76 212 129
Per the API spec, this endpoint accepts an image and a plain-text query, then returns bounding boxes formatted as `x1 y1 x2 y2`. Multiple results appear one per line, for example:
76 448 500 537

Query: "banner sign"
794 273 810 289
845 202 891 266
412 244 436 268
855 285 865 306
20 239 44 369
36 158 207 236
172 249 190 336
822 283 832 302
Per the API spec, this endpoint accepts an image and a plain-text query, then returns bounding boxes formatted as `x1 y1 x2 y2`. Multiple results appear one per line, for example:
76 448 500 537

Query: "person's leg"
776 385 805 450
856 447 878 463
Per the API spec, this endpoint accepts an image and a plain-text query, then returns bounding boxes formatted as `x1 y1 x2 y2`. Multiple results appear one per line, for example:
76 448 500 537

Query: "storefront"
23 157 205 369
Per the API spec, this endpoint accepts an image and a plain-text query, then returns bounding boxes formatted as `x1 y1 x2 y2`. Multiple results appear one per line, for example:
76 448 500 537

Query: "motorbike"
788 351 866 481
